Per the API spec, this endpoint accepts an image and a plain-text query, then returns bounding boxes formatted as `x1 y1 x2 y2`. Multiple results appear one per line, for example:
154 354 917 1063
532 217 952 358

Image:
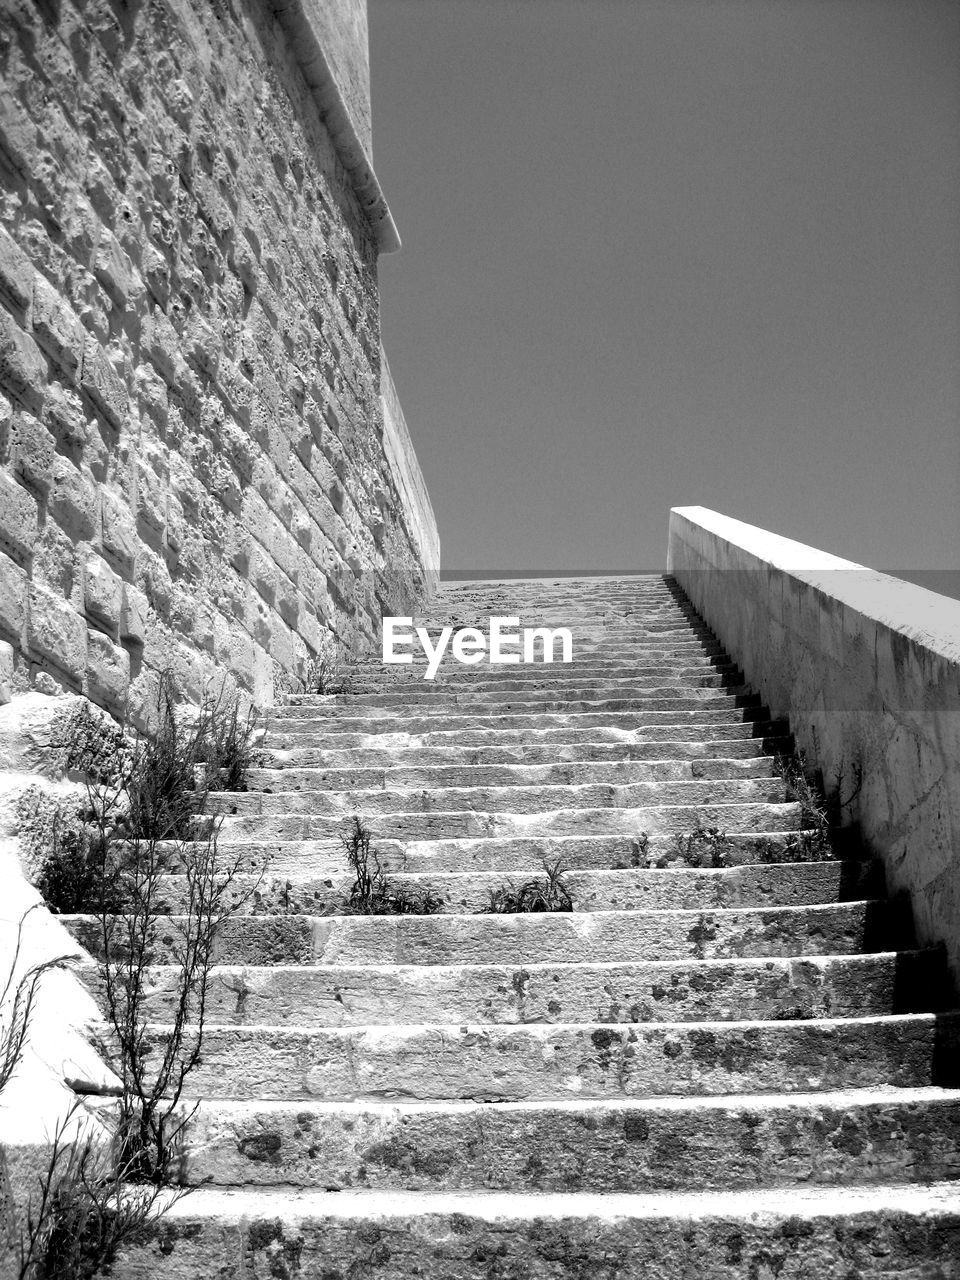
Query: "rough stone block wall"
0 0 432 725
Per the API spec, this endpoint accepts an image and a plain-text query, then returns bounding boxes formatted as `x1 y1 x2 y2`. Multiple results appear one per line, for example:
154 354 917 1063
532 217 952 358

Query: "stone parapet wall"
381 351 439 595
0 0 433 726
281 0 373 156
668 505 960 983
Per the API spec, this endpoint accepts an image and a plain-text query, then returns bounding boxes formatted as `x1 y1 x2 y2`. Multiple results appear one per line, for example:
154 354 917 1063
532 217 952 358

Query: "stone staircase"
110 575 960 1278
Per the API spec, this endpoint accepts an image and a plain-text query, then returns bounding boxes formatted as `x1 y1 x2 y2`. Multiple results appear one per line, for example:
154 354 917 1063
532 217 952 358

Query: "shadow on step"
934 1010 960 1086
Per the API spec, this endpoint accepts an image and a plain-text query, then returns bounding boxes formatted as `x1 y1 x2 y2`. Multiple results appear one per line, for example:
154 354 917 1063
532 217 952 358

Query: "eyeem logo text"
382 617 574 680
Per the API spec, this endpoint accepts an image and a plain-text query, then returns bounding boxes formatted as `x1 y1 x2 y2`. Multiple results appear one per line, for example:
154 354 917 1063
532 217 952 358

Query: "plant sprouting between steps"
28 678 263 1186
339 817 442 915
484 860 573 913
128 674 258 842
93 814 255 1182
303 644 353 696
666 821 735 869
655 751 841 868
34 679 258 916
16 1105 176 1280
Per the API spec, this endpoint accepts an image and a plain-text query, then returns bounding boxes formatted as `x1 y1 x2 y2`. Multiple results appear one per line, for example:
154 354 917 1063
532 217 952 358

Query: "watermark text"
382 617 573 680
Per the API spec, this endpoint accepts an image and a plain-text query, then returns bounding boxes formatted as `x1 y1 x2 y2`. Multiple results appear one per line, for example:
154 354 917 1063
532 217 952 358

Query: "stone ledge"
667 504 960 985
668 505 960 666
272 0 401 254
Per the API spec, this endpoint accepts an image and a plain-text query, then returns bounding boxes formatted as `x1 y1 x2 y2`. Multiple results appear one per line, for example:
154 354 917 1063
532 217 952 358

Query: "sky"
368 0 960 581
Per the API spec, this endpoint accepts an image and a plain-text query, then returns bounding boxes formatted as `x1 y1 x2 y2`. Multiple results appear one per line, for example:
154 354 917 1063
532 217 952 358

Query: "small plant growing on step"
16 1105 177 1280
664 821 735 869
193 691 258 794
129 675 258 835
484 860 573 913
27 673 263 1187
340 817 442 915
629 832 650 869
765 749 834 862
303 643 353 696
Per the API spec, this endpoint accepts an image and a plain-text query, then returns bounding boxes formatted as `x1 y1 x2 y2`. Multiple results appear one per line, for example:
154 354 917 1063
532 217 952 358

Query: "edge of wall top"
669 505 960 666
272 0 402 254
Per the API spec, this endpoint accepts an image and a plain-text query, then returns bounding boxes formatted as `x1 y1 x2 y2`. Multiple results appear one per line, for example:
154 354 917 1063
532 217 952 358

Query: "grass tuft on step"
338 816 443 916
484 860 574 913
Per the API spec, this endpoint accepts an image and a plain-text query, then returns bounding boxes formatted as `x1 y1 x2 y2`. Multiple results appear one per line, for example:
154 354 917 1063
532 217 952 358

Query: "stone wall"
381 352 439 595
0 0 435 726
668 505 960 984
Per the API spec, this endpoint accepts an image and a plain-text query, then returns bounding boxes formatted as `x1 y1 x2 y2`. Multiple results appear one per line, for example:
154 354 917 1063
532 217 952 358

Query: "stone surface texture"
0 0 434 723
81 575 958 1278
668 504 960 986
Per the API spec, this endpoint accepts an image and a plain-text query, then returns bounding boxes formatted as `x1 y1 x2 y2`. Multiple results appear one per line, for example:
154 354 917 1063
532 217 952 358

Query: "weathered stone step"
219 827 820 878
412 599 691 616
68 900 891 967
177 1086 960 1192
248 756 778 794
122 949 940 1028
319 664 740 695
407 617 717 632
217 799 802 842
260 734 793 772
108 1180 960 1280
407 626 708 639
132 1012 957 1100
400 606 702 620
268 719 788 752
414 592 683 610
299 672 742 702
142 859 877 917
359 646 730 673
272 707 768 740
210 778 788 819
269 692 761 727
341 655 734 685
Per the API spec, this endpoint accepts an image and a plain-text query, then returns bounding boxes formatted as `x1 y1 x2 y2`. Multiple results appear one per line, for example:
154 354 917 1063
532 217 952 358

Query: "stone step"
267 719 789 751
151 859 871 916
411 616 709 630
247 756 779 793
130 1012 958 1100
344 651 730 680
410 635 718 650
117 949 943 1028
412 598 691 613
341 655 735 685
177 1086 960 1192
217 799 803 842
270 690 760 721
397 598 699 612
66 900 893 967
218 827 821 878
294 677 745 707
210 778 789 819
108 1181 960 1279
270 709 774 742
259 734 794 770
320 664 741 694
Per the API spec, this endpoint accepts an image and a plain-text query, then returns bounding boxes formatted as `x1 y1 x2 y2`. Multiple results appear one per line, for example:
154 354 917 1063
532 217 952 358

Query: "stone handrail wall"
667 505 960 982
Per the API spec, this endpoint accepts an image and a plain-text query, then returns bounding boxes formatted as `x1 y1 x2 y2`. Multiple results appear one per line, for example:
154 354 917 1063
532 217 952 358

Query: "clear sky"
369 0 960 579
